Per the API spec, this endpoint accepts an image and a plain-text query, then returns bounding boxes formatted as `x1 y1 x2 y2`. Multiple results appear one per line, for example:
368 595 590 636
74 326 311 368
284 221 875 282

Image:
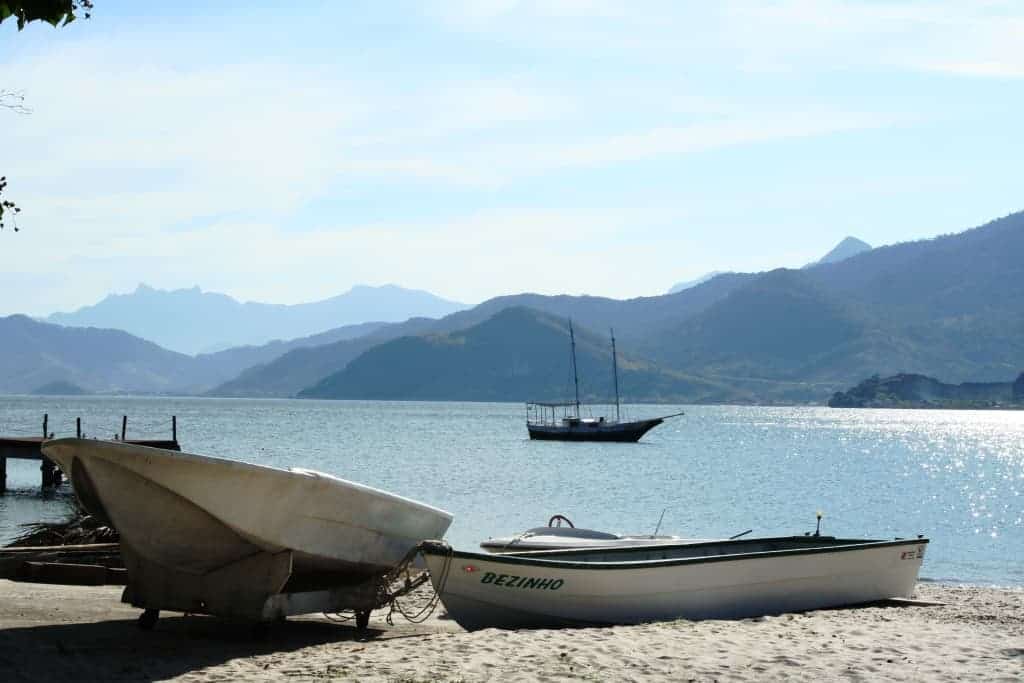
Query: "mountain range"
46 283 467 355
666 236 871 294
4 213 1022 403
298 307 738 402
274 214 1024 403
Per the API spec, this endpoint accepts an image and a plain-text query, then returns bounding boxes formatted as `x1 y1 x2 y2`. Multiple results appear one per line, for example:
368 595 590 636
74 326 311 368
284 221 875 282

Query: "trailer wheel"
355 610 370 630
137 609 159 631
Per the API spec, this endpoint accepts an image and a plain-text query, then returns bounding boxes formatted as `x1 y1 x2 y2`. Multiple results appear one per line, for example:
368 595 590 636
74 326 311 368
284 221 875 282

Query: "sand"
0 580 1020 681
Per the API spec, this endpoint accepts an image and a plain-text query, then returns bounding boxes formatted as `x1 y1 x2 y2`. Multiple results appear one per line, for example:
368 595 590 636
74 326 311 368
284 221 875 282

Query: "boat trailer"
120 542 429 631
2 541 429 632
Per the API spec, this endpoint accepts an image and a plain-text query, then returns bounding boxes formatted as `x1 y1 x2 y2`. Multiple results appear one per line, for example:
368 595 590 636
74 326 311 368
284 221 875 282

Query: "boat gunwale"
525 417 664 429
424 536 930 571
43 437 454 521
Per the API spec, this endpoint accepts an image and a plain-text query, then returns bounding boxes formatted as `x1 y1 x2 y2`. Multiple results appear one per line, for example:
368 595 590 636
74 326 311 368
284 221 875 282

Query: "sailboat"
526 322 682 442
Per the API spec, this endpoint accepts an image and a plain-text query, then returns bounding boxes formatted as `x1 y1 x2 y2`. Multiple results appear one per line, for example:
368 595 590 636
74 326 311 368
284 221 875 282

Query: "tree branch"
0 176 21 231
0 1 93 30
1 2 94 230
0 89 31 114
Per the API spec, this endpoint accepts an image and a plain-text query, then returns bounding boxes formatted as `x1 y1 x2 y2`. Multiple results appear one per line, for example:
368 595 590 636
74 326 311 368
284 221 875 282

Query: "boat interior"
486 535 924 564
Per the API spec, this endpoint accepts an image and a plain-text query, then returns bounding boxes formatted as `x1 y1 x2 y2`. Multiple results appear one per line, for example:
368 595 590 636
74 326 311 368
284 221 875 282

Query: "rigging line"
611 328 621 423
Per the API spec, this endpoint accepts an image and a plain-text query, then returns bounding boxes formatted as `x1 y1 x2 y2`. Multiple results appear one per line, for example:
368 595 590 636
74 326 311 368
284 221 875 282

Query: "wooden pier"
0 415 180 493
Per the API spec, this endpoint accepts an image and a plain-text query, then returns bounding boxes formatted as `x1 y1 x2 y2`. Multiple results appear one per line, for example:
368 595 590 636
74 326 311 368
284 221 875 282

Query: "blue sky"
1 1 1021 315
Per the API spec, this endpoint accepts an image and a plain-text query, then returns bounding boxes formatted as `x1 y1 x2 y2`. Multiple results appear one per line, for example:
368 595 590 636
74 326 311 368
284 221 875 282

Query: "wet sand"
0 580 1021 681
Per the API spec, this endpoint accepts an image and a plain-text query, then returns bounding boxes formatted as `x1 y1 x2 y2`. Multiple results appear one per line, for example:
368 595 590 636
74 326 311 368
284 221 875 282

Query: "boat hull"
43 438 453 581
527 418 663 442
422 537 928 630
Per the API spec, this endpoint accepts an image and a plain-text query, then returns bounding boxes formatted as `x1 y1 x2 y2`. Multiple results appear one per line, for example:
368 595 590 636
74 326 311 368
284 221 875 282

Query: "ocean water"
1 396 1021 586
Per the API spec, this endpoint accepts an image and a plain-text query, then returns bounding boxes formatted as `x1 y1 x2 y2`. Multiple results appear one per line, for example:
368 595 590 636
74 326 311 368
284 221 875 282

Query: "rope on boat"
494 530 532 553
318 542 452 626
382 540 453 625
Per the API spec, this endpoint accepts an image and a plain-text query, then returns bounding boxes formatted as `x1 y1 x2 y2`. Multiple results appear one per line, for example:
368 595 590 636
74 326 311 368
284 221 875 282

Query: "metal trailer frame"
120 542 427 631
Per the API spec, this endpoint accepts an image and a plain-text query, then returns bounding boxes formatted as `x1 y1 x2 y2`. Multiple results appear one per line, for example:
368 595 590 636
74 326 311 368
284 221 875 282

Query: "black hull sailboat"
526 323 682 442
527 416 666 442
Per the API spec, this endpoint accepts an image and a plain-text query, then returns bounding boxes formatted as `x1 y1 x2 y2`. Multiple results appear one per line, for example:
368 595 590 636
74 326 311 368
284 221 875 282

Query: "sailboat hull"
527 418 663 442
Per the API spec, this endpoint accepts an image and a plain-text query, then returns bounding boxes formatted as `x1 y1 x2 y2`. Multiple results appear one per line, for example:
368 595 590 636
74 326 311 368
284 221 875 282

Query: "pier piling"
40 458 59 489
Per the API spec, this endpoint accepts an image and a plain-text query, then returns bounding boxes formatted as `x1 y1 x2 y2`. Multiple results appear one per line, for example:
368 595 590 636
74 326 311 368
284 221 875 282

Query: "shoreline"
0 580 1020 681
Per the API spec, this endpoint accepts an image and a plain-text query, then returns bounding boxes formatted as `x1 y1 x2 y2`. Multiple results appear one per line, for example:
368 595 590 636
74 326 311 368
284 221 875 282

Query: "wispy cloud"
435 0 1024 79
2 2 1021 317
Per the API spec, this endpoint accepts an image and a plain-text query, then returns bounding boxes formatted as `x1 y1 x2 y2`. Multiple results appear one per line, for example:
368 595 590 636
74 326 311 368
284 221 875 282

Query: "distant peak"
348 283 401 292
807 236 872 268
132 283 206 296
837 236 871 249
667 271 724 294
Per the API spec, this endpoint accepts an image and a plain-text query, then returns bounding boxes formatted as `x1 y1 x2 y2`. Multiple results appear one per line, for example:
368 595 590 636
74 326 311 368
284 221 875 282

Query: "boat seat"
523 527 619 540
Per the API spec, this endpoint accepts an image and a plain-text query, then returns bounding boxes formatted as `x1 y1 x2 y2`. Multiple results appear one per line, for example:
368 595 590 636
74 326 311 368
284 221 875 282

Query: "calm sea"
1 396 1021 586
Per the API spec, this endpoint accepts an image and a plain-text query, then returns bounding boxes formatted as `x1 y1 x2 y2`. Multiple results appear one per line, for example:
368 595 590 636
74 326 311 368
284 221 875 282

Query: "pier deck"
0 416 179 493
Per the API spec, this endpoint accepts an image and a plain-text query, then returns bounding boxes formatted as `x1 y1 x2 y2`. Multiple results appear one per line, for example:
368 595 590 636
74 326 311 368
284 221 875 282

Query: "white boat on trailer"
43 438 453 629
421 534 928 630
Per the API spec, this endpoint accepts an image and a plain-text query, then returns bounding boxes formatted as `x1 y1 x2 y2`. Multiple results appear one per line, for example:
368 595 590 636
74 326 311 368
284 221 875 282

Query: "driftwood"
5 502 119 548
1 503 123 584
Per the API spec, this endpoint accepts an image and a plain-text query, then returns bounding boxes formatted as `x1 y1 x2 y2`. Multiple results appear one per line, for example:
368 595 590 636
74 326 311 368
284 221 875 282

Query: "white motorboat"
480 514 718 553
43 438 452 625
422 534 929 630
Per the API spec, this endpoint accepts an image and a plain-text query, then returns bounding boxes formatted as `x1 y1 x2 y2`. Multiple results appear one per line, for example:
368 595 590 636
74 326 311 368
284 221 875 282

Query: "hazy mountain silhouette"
46 283 466 354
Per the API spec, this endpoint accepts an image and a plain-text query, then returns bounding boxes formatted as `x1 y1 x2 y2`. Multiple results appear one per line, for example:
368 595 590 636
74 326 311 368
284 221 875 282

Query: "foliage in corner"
0 177 20 231
0 0 92 29
1 2 92 229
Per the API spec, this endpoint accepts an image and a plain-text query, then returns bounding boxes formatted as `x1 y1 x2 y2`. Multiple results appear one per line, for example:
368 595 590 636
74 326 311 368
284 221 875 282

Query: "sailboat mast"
569 319 580 417
611 328 621 422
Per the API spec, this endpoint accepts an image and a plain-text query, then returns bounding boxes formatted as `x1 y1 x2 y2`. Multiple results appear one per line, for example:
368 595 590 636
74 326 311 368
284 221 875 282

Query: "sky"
1 0 1022 315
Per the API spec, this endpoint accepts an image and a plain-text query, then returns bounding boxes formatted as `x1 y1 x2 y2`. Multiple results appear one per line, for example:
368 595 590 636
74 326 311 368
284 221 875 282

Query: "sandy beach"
0 580 1020 681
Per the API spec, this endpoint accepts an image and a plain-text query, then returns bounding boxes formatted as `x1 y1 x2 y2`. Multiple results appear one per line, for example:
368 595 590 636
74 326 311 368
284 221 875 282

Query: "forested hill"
207 272 756 398
298 307 738 403
0 315 203 394
829 373 1024 408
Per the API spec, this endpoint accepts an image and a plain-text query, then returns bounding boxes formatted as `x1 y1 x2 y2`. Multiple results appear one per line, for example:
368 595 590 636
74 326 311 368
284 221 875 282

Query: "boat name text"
480 572 564 590
900 545 926 560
